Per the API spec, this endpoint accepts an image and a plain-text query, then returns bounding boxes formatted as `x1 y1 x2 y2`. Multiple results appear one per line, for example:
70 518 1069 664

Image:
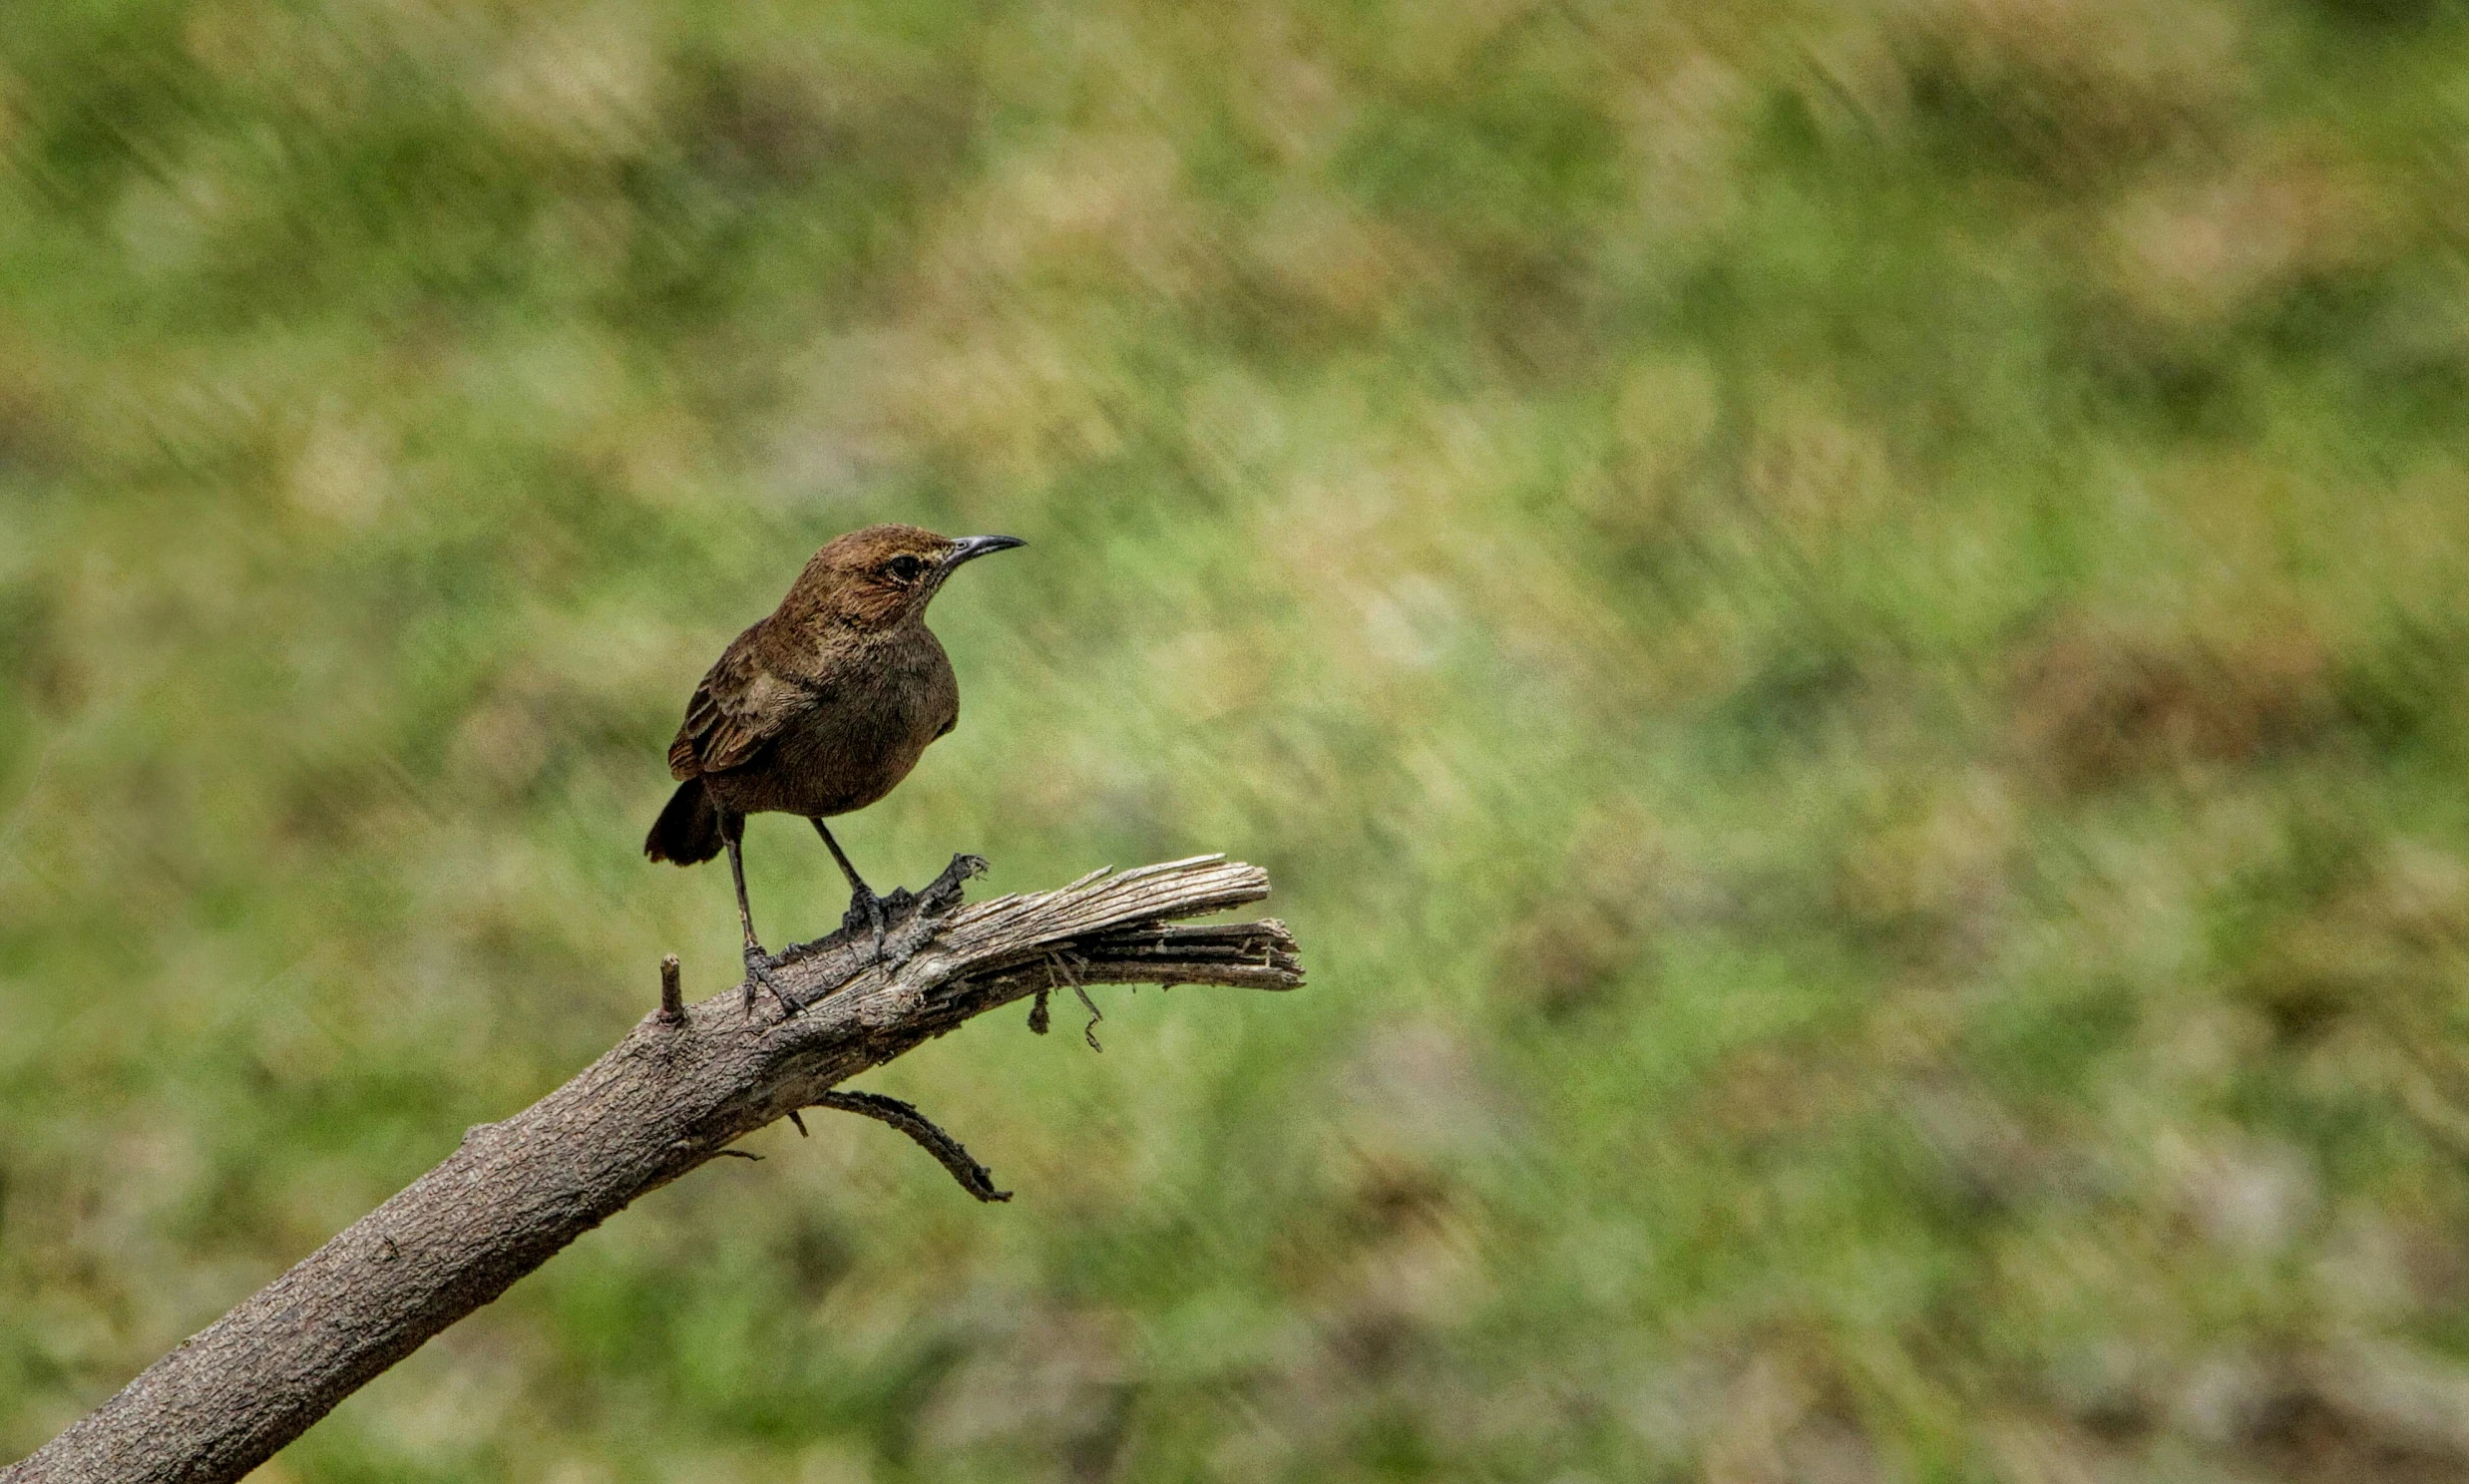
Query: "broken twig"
813 1089 1012 1203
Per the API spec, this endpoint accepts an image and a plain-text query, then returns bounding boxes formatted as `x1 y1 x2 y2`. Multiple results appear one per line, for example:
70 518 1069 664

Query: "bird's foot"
740 943 791 1017
841 884 890 965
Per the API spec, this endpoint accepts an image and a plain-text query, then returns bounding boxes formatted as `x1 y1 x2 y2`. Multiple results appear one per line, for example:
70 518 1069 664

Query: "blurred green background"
7 0 2469 1479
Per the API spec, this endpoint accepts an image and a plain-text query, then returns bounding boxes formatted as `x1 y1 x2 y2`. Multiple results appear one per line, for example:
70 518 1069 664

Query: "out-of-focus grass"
6 0 2469 1479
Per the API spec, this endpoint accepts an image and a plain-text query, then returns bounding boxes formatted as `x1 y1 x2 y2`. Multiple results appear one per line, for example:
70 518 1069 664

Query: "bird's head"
794 524 1026 632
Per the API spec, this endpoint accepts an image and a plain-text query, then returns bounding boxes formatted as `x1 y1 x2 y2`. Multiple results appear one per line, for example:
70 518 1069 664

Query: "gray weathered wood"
3 854 1300 1484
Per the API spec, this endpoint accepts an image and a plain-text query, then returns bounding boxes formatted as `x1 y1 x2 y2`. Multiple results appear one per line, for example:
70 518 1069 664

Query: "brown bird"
644 524 1025 1003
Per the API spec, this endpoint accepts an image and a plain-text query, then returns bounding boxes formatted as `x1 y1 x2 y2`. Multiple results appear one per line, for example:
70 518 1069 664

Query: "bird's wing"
667 628 814 780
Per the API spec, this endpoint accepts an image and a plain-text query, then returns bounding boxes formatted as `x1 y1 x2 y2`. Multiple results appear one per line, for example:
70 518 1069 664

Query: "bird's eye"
885 555 925 583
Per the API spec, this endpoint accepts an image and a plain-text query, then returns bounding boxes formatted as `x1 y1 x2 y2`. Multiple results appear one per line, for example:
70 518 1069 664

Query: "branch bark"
4 854 1301 1484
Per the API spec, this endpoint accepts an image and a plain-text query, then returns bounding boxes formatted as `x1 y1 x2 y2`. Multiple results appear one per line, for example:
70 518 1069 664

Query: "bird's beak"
944 535 1028 569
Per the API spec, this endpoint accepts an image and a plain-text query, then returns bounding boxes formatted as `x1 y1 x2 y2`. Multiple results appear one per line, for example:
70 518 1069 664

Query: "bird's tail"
644 779 723 865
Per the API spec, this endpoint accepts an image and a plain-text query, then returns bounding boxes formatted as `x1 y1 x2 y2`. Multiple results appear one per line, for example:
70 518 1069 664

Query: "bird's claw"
740 944 791 1017
842 885 890 965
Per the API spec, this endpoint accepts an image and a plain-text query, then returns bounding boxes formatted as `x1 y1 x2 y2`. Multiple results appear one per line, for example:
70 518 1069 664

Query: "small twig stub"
657 953 684 1023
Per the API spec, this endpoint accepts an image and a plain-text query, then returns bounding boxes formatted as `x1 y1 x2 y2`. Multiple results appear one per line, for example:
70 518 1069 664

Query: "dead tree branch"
3 854 1301 1484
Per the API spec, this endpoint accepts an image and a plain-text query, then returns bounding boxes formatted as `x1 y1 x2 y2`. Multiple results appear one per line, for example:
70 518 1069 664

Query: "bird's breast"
752 629 957 819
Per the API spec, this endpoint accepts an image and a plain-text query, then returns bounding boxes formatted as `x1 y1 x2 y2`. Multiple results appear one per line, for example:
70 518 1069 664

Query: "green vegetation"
7 0 2469 1478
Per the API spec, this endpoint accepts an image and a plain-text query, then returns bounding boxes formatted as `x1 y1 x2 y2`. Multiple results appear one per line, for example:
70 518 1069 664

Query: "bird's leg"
811 819 887 963
724 817 788 1014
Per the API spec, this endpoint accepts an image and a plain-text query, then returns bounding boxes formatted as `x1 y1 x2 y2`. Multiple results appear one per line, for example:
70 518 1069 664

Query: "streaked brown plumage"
645 524 1024 1000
